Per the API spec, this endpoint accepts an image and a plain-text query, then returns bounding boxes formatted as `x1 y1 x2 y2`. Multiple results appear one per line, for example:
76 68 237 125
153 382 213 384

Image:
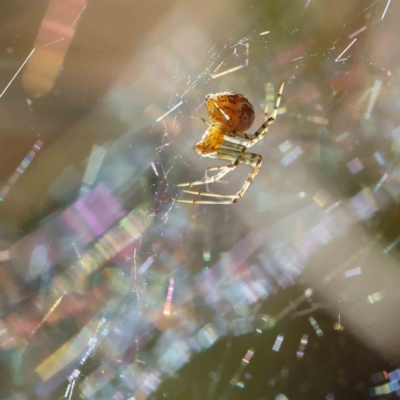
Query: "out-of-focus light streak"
22 0 87 97
0 48 35 97
272 335 284 352
322 234 380 284
313 190 330 208
383 235 400 254
367 292 384 304
68 368 80 382
351 187 379 220
264 83 275 116
151 162 159 177
281 146 303 166
0 139 43 201
274 289 313 322
206 339 232 400
21 293 65 353
0 250 11 261
35 314 110 383
197 323 221 349
139 256 154 274
279 140 292 153
231 317 254 336
365 79 382 120
66 379 76 399
335 132 349 142
327 200 345 218
381 0 391 20
388 369 400 382
45 206 146 302
203 250 211 262
291 113 328 125
230 348 254 386
296 334 308 358
64 382 72 398
370 379 400 396
344 266 362 277
349 26 367 38
292 56 304 61
163 278 175 316
212 64 246 79
335 38 357 62
155 101 183 123
356 86 374 107
0 320 15 350
80 145 107 197
68 317 105 382
132 373 161 399
374 152 385 166
309 317 323 337
212 43 248 79
306 115 329 125
346 157 364 174
213 61 224 74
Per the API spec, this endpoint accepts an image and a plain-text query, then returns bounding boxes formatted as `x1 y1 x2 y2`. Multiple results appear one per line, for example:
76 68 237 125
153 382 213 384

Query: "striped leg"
176 166 232 188
233 80 284 146
176 140 246 188
177 151 262 204
233 153 262 201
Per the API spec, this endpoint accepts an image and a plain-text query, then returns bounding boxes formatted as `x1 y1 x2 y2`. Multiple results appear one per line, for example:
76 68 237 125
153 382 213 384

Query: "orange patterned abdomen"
205 91 255 133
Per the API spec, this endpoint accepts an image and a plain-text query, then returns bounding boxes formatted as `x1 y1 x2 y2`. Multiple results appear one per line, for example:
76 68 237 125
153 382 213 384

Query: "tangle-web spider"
177 80 284 204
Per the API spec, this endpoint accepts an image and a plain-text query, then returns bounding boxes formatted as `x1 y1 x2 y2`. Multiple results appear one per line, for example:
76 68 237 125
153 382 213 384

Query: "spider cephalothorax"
194 122 228 155
177 80 284 204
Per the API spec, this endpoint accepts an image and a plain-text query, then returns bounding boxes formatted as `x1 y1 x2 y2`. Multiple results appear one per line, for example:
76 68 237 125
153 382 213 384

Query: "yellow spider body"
194 122 227 155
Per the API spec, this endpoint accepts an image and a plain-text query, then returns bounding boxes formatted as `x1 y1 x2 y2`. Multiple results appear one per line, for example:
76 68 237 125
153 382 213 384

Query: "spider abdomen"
205 91 255 133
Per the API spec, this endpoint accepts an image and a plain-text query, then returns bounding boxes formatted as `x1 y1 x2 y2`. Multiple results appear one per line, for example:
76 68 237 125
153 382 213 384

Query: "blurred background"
0 0 400 399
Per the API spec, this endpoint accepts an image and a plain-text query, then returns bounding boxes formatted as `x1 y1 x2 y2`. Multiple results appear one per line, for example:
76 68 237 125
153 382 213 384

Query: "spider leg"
180 153 262 202
176 199 235 205
201 118 211 127
176 150 262 204
234 153 262 201
206 137 248 172
211 99 234 130
231 80 284 146
180 189 239 198
176 140 246 188
207 165 226 172
175 170 228 188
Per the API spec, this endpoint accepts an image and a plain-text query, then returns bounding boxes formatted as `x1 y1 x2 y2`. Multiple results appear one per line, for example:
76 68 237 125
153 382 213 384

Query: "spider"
176 80 284 204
